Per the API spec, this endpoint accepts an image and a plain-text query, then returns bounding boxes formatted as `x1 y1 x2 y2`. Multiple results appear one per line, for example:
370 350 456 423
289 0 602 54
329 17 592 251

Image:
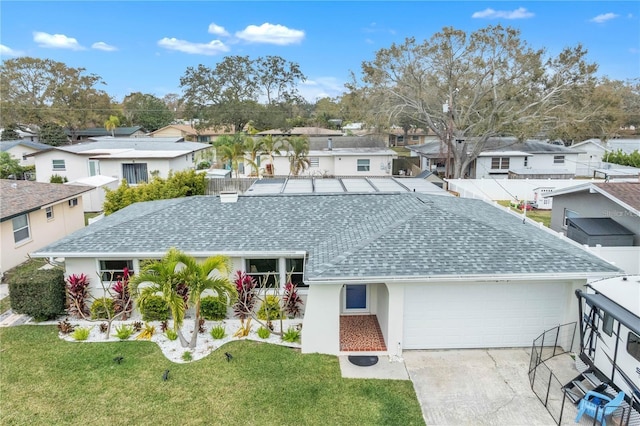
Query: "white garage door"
403 281 568 349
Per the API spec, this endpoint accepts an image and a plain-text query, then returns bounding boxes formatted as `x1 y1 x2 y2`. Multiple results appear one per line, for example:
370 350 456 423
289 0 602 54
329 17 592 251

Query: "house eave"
305 271 621 285
30 250 309 259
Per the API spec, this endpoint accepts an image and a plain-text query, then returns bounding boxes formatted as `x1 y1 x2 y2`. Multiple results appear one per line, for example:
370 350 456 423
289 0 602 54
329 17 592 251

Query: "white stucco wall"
4 145 40 167
34 151 89 183
301 284 342 354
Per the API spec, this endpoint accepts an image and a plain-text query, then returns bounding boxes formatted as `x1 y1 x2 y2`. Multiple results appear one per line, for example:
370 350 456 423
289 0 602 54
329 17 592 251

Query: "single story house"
409 138 581 179
32 192 620 356
256 127 343 138
67 126 145 142
258 148 397 177
0 139 52 167
149 124 237 143
29 139 213 185
545 181 640 273
0 179 91 274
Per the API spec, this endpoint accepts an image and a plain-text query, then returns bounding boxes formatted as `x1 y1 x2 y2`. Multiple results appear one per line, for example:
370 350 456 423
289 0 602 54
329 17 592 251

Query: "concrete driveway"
404 348 560 425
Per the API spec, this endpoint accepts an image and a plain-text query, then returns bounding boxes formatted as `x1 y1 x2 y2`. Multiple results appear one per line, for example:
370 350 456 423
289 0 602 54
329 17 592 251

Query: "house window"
602 311 613 337
122 163 148 184
397 136 404 144
628 332 640 362
99 260 134 282
246 259 279 288
309 157 319 168
524 157 529 167
554 155 565 164
411 135 419 141
563 209 578 228
285 258 306 287
52 159 66 170
12 214 30 243
88 160 100 176
197 136 210 143
491 157 510 169
45 206 54 220
357 159 370 172
68 198 78 207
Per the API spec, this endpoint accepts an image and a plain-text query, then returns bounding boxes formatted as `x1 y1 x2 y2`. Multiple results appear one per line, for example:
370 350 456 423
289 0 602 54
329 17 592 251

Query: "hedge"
8 267 65 321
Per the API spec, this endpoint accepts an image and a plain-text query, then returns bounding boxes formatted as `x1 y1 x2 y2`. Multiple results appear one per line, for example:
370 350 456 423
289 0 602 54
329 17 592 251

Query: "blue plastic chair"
575 390 625 426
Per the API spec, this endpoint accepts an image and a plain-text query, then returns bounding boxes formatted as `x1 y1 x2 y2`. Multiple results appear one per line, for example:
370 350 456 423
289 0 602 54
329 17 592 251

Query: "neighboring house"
29 139 213 184
0 179 91 274
387 128 433 147
0 140 52 167
65 175 119 213
569 139 610 177
261 148 397 177
149 124 236 143
545 181 640 273
32 192 619 356
409 138 581 179
256 127 343 138
67 127 145 142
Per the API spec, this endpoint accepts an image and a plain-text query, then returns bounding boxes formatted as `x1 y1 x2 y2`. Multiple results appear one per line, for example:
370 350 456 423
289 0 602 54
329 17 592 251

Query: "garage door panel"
403 282 567 349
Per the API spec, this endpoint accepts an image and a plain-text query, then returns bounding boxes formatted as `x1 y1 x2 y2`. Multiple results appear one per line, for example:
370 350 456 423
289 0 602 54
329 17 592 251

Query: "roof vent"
219 191 238 203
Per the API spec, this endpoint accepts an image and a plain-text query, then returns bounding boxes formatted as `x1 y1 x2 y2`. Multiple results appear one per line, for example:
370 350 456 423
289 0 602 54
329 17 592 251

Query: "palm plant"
104 115 120 137
260 135 283 176
243 136 264 177
171 252 235 348
216 133 248 178
130 248 190 347
286 136 311 176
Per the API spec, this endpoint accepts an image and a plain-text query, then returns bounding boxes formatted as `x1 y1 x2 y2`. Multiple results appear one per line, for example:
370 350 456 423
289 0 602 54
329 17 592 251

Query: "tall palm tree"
172 252 235 348
130 248 190 347
104 115 120 137
286 136 310 176
260 135 283 176
217 141 246 178
243 136 264 177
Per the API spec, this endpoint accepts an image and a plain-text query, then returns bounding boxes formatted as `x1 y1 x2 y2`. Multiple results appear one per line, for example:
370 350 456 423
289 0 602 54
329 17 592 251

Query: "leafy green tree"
171 251 234 348
121 92 174 132
357 25 599 178
1 123 21 140
38 122 68 146
0 57 112 131
286 136 310 176
0 152 23 178
180 55 306 132
104 115 120 137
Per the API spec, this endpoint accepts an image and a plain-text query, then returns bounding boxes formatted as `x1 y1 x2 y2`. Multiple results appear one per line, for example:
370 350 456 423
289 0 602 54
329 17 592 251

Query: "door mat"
348 355 379 367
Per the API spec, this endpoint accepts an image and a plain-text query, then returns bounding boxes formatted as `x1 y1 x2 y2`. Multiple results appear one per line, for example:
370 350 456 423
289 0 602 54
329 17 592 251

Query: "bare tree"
357 25 599 178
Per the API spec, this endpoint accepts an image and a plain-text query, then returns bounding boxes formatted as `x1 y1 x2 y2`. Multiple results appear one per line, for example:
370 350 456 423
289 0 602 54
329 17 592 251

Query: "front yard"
497 200 552 228
0 326 424 425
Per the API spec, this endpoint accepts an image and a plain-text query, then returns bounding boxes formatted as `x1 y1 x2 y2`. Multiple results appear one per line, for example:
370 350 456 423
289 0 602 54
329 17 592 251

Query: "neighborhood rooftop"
246 177 448 195
32 193 620 281
27 139 211 156
0 180 92 221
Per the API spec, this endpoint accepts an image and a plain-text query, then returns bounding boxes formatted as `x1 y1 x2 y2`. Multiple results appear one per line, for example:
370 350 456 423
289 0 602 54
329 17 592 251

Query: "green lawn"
0 326 425 425
496 200 551 228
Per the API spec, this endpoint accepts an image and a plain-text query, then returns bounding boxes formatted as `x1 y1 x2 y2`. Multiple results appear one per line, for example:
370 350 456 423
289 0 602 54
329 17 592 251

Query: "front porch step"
571 379 590 396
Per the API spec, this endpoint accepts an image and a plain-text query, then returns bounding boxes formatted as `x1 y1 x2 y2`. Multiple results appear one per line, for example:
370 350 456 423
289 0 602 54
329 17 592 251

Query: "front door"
345 284 368 312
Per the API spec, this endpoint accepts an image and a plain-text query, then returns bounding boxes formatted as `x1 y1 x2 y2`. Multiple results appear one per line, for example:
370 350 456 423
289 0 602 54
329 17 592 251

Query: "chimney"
327 137 332 151
219 191 238 203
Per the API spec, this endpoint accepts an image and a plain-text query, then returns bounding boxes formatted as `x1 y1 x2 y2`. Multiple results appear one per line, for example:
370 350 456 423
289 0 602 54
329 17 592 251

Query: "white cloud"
33 31 84 50
92 41 118 52
299 77 345 102
590 13 619 23
472 7 534 19
235 23 304 45
208 23 229 37
157 37 229 55
0 44 24 56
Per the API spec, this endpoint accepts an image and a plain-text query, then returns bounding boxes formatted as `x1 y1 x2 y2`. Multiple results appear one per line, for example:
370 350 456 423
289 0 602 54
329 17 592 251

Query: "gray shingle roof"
0 140 51 152
33 193 620 280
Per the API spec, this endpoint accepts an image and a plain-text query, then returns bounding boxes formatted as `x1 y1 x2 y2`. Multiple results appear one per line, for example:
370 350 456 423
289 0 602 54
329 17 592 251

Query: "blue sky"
1 1 639 103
